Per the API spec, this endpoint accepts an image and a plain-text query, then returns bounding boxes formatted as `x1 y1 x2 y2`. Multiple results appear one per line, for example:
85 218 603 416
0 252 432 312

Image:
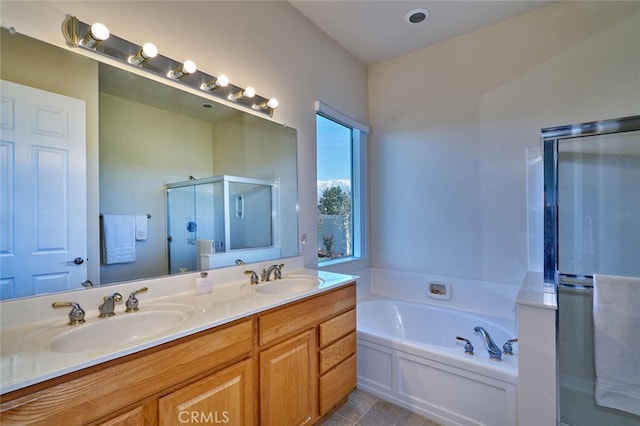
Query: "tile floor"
322 388 441 426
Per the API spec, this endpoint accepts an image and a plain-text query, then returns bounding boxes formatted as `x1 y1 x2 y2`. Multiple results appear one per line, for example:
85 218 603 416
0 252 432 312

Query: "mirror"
0 30 298 300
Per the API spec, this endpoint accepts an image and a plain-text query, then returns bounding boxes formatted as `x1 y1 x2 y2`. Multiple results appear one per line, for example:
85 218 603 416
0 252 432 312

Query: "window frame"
315 101 369 267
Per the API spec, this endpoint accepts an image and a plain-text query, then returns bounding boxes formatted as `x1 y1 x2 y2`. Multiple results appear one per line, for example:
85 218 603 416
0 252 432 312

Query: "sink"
255 276 324 294
21 304 195 354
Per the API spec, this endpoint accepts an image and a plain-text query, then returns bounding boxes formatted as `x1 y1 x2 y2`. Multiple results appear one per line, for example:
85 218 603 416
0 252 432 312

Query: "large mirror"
0 30 298 300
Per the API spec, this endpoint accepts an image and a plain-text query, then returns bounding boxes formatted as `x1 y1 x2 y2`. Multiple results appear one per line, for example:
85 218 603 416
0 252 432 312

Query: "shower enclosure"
543 115 640 426
166 175 278 274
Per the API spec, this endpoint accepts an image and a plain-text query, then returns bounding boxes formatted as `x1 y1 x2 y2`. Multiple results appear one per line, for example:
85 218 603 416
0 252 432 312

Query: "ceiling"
289 1 556 65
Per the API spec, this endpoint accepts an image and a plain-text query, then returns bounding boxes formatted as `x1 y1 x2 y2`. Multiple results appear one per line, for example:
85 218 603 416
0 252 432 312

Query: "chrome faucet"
455 336 474 355
52 301 86 325
503 338 518 355
474 326 502 360
125 287 148 312
261 264 284 282
99 292 123 317
244 270 259 285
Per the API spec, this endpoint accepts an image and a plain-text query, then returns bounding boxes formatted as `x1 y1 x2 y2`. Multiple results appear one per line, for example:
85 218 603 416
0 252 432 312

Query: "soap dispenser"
195 271 213 295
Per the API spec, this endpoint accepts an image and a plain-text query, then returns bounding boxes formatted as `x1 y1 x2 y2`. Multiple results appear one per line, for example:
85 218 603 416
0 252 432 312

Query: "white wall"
369 1 640 285
0 0 369 272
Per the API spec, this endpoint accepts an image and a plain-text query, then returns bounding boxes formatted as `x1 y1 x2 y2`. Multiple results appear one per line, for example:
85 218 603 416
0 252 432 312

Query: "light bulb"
244 86 256 98
81 22 110 48
266 98 279 109
254 98 279 111
183 60 197 74
128 42 158 65
229 86 256 101
217 74 230 87
142 43 158 59
90 23 109 40
168 60 197 79
200 74 230 91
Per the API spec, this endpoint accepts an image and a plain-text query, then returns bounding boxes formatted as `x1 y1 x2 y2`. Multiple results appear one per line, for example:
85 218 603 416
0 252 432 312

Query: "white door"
0 80 87 299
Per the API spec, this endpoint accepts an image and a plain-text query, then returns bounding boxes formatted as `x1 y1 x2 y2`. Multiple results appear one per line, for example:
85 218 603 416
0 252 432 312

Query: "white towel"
593 273 640 416
135 215 148 241
102 215 136 264
195 239 215 270
196 239 215 255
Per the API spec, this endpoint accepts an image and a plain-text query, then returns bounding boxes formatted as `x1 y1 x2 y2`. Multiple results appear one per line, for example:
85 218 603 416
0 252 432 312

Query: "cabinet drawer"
319 354 357 416
319 332 356 375
259 284 355 346
319 309 355 347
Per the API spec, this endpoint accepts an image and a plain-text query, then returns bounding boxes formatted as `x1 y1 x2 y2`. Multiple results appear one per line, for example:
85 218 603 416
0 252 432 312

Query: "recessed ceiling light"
405 8 430 24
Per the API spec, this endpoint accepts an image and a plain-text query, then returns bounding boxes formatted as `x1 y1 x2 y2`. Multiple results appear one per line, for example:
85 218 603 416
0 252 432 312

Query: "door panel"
0 80 86 298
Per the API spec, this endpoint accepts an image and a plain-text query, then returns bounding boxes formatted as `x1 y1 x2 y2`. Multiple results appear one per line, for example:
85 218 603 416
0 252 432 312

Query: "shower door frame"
543 114 640 426
542 114 640 287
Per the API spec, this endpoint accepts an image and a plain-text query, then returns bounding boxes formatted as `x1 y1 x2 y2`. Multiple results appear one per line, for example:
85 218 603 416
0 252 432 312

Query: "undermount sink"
255 276 324 294
21 304 195 354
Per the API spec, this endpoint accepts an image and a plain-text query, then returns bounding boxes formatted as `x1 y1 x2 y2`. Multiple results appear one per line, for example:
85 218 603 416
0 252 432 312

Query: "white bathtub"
357 297 518 426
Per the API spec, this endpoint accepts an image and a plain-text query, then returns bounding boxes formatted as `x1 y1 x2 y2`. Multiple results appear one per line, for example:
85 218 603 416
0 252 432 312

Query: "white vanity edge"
0 257 358 394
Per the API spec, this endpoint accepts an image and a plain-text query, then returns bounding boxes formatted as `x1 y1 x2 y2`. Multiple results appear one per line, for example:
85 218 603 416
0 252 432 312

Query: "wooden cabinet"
260 330 316 426
0 282 356 426
257 284 356 424
318 309 357 416
158 359 253 426
0 319 253 425
258 285 355 347
96 405 145 426
319 354 356 416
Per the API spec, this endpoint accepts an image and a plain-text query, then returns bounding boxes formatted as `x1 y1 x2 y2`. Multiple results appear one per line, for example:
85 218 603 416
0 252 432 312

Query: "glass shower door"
552 124 640 426
166 185 197 274
167 181 224 274
557 130 640 279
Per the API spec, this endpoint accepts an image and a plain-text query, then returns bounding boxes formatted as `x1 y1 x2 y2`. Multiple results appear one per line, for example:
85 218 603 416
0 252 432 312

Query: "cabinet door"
260 330 316 426
158 358 253 426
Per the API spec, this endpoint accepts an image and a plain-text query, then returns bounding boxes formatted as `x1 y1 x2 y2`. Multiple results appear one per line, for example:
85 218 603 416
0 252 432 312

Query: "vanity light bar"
61 16 278 117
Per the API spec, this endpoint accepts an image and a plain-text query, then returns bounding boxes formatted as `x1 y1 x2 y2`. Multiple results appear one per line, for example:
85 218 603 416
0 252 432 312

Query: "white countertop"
0 265 357 394
516 271 557 310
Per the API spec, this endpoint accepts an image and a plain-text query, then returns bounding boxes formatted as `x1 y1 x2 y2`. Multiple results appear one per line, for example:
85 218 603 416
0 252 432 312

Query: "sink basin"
21 304 195 354
255 276 324 294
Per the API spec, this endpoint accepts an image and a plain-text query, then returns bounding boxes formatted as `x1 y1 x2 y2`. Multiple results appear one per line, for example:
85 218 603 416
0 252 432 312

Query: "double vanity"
0 261 357 425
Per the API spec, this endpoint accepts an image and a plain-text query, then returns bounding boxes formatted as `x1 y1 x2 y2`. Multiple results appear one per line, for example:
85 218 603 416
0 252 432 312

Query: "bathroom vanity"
0 269 356 425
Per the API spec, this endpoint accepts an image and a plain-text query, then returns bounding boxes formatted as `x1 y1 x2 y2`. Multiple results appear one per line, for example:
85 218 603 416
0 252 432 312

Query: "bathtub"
357 297 518 426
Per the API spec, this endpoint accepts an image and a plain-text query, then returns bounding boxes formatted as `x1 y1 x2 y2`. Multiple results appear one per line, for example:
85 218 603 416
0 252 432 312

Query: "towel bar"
99 213 151 219
558 274 593 289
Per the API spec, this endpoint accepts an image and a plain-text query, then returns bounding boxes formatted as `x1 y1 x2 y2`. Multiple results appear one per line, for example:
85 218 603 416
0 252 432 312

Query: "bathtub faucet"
474 326 502 361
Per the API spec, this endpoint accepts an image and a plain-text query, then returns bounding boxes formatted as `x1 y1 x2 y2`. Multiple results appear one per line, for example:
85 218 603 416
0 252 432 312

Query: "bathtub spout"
474 326 502 361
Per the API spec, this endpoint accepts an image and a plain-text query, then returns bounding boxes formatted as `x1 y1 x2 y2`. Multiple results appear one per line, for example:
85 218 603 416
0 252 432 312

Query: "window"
315 101 368 265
